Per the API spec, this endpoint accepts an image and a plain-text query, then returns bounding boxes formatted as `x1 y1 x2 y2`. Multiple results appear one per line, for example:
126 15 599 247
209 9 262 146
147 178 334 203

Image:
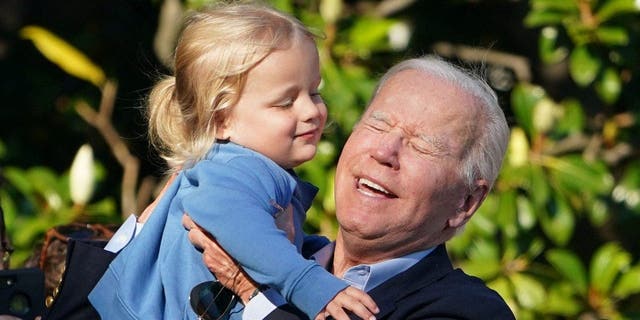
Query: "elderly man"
186 55 515 320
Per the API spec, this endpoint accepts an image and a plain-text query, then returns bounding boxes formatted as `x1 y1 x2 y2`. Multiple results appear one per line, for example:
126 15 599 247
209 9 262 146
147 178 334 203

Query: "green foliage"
447 0 640 318
525 0 637 104
3 0 640 318
1 162 117 267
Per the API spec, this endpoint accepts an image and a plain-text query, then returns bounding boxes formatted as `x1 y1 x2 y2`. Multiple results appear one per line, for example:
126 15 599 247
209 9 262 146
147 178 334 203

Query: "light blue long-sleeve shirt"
89 142 347 319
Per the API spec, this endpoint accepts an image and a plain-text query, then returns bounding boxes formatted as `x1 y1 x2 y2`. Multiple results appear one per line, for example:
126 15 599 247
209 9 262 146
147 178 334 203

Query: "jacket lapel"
364 244 453 319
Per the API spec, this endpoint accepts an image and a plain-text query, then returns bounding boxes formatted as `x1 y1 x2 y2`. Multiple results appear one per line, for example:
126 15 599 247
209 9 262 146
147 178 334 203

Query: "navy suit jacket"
266 244 515 320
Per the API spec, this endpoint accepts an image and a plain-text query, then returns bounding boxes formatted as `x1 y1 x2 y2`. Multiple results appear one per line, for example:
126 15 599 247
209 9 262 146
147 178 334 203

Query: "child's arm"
182 152 345 317
184 214 379 320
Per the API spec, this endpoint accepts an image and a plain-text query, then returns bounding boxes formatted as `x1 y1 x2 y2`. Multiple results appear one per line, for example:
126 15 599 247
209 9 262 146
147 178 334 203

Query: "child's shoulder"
191 142 295 186
206 142 280 168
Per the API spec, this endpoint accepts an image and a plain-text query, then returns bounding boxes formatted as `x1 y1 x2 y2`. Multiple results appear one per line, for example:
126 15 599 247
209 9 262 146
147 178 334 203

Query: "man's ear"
448 180 489 228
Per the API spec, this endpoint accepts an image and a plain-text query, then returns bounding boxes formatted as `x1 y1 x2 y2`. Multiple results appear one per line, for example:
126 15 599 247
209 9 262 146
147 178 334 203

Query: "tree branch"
75 80 144 218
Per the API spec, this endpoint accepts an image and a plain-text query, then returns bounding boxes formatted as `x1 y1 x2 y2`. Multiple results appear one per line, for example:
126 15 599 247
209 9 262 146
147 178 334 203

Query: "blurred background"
0 0 639 318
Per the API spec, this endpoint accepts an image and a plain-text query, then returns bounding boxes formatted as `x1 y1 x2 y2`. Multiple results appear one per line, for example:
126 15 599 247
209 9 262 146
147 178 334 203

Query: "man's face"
334 69 483 259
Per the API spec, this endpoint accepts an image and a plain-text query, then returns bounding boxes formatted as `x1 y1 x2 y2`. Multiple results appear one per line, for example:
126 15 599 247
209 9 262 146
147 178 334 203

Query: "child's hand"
314 287 379 320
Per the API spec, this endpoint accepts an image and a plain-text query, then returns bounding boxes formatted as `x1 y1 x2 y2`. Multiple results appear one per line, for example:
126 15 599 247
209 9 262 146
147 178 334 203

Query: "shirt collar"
312 242 435 292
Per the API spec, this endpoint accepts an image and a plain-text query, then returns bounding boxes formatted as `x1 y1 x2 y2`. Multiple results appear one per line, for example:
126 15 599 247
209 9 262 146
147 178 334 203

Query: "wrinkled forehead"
366 70 482 155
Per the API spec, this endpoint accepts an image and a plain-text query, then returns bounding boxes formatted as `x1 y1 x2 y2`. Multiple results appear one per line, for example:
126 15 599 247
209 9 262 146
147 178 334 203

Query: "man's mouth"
357 178 397 198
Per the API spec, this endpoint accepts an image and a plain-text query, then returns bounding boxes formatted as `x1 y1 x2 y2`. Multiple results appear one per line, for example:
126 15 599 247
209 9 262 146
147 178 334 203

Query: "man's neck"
332 232 439 277
332 233 394 277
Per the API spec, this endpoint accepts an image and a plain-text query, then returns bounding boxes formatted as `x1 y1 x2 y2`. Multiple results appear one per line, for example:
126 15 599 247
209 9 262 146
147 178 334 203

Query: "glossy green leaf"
587 198 609 226
546 249 588 294
569 46 602 86
85 198 118 219
511 84 546 138
530 0 578 11
467 238 500 262
616 163 640 189
317 141 338 165
0 192 17 225
528 164 551 207
487 277 515 307
612 163 640 210
322 167 336 214
516 195 537 230
269 0 294 13
596 0 638 23
447 228 472 257
595 26 629 46
546 155 614 195
3 167 34 196
510 273 547 309
460 239 502 283
590 243 631 293
524 10 569 27
538 27 569 64
545 282 584 316
469 207 498 236
12 216 52 247
343 64 376 104
26 166 60 196
532 97 557 133
612 265 640 297
555 99 586 134
595 67 622 105
496 189 518 235
526 238 546 260
540 194 575 246
460 259 502 280
321 64 362 133
347 17 394 55
501 240 520 262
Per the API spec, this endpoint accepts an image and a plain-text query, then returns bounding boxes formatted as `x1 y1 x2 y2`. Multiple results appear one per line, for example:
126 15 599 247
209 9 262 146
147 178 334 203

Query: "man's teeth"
358 178 391 195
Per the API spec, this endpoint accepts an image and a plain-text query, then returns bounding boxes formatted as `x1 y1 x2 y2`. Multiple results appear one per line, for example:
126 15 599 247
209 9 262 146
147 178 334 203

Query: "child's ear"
215 118 233 140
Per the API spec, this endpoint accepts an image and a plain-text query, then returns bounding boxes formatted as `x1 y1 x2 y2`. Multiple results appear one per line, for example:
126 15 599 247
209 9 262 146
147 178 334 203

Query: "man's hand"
182 214 259 303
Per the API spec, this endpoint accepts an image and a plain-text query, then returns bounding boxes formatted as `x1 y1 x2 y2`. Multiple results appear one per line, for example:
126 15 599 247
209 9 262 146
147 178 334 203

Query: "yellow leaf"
320 0 343 25
20 25 106 88
507 127 530 167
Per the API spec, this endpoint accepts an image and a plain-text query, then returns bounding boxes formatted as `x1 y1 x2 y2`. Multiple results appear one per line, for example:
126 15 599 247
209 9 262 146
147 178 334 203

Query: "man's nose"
371 131 401 169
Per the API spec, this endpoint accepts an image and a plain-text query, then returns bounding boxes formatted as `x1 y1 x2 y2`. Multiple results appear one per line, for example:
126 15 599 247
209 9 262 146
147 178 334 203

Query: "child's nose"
299 95 324 122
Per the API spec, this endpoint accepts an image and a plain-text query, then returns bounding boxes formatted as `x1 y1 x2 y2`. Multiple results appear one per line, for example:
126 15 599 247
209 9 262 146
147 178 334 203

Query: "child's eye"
274 99 294 108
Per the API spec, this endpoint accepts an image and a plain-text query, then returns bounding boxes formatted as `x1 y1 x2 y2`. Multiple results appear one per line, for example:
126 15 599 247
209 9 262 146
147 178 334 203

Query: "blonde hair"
147 2 316 170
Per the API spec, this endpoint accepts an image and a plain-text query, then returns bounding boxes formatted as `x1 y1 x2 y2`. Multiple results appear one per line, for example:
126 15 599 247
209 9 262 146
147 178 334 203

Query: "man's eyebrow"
370 111 391 122
416 133 449 155
369 110 450 155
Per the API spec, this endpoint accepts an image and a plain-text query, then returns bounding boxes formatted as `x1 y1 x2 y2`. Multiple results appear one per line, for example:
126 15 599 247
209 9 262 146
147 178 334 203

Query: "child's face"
220 36 327 169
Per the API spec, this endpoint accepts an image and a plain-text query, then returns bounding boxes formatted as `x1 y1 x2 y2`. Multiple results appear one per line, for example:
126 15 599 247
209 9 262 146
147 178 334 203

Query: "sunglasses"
190 280 238 320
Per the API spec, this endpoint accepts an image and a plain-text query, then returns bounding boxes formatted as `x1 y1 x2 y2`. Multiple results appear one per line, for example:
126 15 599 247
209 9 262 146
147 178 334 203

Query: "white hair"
372 55 510 190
